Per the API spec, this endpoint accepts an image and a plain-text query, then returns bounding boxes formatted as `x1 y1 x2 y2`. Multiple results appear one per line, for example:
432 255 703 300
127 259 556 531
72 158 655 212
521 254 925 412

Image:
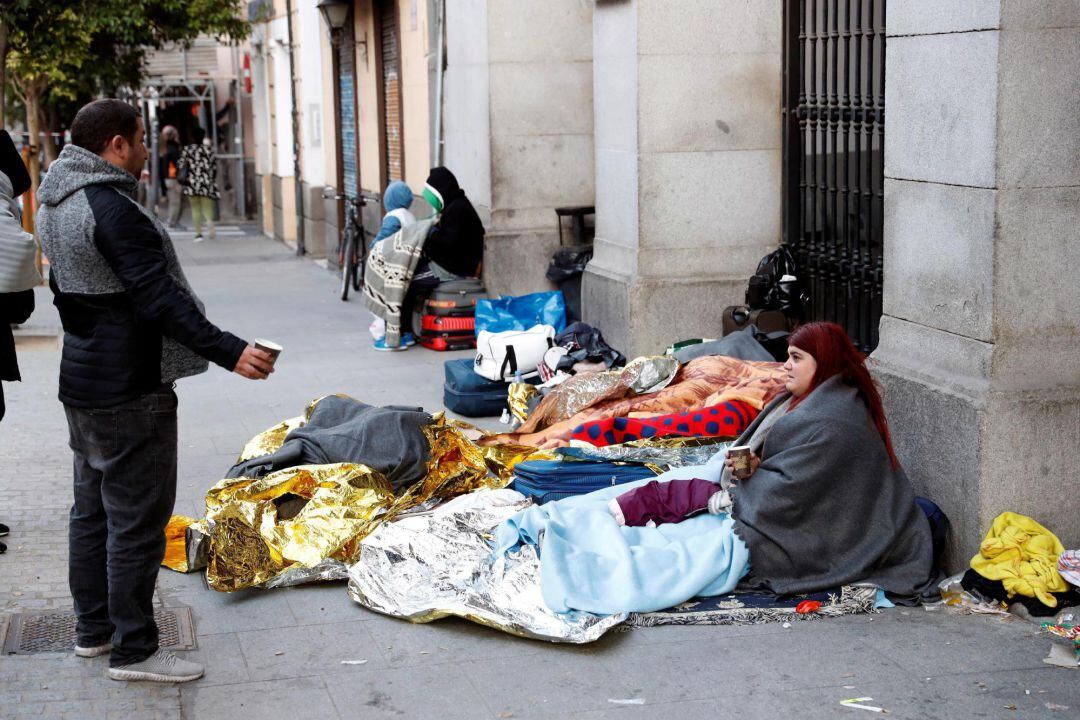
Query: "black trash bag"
746 245 810 317
553 321 626 372
545 244 593 283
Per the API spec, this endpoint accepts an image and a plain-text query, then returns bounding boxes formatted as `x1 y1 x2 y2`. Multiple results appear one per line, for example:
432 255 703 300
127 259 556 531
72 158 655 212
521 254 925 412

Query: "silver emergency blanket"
347 489 627 643
557 437 732 471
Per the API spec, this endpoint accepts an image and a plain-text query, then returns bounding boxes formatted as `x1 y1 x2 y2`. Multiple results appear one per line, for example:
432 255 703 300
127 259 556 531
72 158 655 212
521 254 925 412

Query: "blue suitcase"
511 460 656 504
443 358 509 417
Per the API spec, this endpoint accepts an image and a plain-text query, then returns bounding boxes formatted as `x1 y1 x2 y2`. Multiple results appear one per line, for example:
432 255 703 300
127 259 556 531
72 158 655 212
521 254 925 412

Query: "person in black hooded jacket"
421 166 484 278
0 129 36 426
0 130 36 555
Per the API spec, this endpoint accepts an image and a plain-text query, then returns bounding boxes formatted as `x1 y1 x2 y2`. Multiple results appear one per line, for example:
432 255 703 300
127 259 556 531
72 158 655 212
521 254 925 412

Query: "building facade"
247 0 1079 563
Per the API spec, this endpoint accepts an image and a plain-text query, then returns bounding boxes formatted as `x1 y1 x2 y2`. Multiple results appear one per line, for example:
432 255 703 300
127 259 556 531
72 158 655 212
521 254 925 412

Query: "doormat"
2 607 196 655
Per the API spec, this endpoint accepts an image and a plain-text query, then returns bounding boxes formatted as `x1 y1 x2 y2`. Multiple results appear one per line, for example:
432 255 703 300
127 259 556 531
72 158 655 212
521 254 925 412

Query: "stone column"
584 0 782 357
444 0 594 297
872 1 1080 566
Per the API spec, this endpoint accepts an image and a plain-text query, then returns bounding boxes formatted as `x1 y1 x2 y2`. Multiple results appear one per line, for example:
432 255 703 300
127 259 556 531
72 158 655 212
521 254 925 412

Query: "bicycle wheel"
340 231 355 301
352 240 365 292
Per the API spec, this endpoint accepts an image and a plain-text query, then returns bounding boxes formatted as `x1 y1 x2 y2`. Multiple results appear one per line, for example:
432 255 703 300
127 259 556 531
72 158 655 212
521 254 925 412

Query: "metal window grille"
782 0 886 353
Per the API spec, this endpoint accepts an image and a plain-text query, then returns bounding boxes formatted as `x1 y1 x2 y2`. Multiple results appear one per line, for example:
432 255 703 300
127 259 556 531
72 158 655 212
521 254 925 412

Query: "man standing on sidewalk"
36 99 275 683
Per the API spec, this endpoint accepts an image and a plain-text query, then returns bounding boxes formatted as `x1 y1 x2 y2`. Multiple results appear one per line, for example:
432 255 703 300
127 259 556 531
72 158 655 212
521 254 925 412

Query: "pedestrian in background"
36 99 275 683
0 129 37 556
178 125 218 242
158 125 182 227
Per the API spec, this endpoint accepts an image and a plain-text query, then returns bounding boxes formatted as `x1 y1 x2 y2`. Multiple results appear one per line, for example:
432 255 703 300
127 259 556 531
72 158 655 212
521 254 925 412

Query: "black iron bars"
782 0 886 353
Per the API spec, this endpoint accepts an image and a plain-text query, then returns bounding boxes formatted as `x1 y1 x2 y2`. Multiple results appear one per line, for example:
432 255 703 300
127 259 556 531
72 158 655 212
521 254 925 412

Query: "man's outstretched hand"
233 345 275 379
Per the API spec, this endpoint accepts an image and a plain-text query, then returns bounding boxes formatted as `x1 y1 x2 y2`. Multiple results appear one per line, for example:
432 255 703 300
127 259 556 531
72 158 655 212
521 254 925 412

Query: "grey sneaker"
107 649 204 683
74 641 112 658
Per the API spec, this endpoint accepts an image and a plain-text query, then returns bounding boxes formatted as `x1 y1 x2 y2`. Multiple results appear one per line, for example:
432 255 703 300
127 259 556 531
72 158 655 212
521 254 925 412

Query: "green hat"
422 183 444 213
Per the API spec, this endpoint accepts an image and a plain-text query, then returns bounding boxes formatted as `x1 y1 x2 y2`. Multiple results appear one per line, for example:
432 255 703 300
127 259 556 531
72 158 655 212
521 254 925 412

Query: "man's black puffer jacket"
37 144 245 408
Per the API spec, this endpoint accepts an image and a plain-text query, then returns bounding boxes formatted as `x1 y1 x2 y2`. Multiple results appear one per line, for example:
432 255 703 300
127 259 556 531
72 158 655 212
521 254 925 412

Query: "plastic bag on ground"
475 291 567 335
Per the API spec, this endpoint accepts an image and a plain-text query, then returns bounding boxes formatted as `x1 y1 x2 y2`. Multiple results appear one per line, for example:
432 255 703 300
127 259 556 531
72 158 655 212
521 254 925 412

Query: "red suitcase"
420 314 476 351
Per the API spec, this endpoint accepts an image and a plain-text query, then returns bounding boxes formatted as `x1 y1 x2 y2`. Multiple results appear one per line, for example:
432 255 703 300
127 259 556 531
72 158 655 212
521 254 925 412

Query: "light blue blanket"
493 452 750 614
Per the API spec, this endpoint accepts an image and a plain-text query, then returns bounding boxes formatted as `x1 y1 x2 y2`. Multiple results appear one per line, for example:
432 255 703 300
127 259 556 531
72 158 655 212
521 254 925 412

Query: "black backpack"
746 245 809 317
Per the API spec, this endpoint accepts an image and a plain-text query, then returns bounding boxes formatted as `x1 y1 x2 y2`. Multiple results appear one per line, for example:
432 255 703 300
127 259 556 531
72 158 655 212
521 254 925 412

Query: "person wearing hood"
0 129 37 555
36 100 274 683
369 181 416 345
377 167 484 352
421 166 484 278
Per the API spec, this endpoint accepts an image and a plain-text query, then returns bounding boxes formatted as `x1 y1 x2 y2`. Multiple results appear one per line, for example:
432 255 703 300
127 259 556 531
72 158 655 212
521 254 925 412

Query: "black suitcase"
424 278 487 317
443 358 538 417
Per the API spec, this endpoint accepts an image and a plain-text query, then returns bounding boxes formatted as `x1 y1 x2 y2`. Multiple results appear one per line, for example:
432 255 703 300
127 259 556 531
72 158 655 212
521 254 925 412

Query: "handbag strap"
499 346 518 380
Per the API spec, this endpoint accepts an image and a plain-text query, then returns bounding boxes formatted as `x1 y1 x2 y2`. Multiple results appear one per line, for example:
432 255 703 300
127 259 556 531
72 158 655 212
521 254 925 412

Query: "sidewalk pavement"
1 224 1076 719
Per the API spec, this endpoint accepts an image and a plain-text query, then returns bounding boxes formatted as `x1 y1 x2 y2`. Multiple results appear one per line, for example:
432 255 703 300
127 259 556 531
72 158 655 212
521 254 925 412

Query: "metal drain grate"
2 608 196 655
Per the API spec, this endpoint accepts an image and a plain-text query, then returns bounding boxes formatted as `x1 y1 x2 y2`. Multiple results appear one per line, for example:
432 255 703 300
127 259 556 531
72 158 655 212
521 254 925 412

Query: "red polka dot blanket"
569 400 759 447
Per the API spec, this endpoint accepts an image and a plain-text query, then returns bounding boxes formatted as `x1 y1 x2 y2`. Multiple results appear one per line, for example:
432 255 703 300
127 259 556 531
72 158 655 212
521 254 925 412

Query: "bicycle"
324 189 368 301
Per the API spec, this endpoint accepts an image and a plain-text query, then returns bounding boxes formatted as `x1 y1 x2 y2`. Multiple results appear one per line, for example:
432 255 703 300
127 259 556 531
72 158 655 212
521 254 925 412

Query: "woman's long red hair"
787 322 900 469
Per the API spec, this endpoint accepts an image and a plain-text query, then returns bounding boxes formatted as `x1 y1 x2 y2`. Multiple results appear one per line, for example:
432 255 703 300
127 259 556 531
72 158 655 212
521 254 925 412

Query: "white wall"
269 15 295 178
442 0 492 220
297 0 330 185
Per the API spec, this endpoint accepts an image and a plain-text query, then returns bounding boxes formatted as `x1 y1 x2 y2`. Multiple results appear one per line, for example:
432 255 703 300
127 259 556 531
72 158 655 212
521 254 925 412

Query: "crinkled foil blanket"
179 396 539 592
347 489 626 642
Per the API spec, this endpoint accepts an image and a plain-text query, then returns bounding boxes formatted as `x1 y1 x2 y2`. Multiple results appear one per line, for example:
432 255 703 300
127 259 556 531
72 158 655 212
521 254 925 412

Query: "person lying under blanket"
495 322 935 614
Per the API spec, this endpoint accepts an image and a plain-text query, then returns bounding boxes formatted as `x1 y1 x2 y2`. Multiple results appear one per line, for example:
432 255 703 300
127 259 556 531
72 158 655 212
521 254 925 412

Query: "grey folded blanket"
674 324 777 363
730 375 935 600
227 395 432 491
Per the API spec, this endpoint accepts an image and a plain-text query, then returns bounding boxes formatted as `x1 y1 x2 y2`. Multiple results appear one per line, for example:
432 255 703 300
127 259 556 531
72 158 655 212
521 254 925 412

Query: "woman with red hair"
717 322 934 600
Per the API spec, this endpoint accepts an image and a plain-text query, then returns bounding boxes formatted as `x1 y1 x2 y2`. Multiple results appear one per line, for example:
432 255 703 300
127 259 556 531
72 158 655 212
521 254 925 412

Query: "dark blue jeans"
65 385 178 667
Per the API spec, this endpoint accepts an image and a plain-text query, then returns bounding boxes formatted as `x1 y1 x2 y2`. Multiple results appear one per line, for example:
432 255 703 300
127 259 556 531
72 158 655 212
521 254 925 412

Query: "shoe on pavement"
0 540 6 554
0 522 8 536
193 234 204 243
402 332 417 347
75 641 113 658
107 649 204 683
373 335 409 352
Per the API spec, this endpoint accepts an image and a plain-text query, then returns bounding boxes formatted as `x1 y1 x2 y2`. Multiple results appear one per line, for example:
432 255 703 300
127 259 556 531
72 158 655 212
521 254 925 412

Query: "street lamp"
317 0 351 33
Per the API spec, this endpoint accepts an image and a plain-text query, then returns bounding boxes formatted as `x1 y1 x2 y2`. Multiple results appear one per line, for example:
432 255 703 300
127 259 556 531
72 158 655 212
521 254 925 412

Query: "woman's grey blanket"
363 217 437 347
226 396 432 491
730 375 934 600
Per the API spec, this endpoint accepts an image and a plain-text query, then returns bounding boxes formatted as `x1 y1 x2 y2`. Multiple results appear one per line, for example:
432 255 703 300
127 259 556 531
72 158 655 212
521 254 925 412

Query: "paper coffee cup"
254 338 283 364
728 445 753 480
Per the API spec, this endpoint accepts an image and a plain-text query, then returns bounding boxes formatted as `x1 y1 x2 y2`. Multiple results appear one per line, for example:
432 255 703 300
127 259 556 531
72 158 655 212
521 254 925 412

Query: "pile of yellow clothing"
971 511 1068 607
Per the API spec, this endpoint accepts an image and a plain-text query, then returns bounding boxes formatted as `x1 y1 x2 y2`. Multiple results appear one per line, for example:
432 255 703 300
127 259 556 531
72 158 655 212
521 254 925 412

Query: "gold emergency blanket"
507 382 541 423
347 489 627 643
201 406 543 592
163 515 197 573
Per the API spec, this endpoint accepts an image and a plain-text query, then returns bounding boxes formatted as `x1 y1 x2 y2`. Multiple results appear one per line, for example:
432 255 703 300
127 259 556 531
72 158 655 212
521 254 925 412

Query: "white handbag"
474 325 556 382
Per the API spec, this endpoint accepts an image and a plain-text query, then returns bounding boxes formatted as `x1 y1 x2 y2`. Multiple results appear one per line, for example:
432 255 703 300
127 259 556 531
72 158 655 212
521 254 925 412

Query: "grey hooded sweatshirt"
37 144 245 407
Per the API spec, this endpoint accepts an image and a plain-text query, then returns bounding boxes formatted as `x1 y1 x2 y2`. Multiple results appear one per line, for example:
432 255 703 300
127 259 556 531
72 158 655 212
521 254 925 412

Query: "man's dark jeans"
65 385 178 667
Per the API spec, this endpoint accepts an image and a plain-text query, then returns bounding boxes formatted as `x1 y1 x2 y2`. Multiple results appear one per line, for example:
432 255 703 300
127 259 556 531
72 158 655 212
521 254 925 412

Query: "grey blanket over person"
362 217 437 347
674 324 777 364
226 395 432 491
729 375 934 600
